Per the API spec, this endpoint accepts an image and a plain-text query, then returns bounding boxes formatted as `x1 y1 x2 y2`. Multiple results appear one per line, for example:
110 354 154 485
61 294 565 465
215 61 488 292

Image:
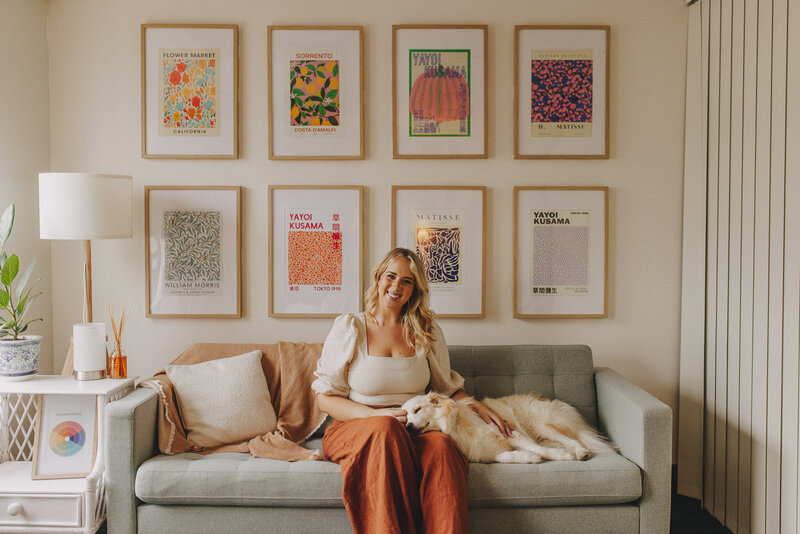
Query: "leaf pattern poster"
162 210 222 296
408 49 470 137
146 187 241 318
159 48 221 137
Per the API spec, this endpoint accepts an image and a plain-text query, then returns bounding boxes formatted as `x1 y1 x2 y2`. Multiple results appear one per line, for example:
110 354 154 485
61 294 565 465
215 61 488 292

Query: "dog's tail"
579 430 616 453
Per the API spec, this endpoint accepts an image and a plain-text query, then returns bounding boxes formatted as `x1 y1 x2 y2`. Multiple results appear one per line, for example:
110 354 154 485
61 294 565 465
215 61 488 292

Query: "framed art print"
514 26 609 159
142 24 238 158
392 186 485 317
268 26 364 159
514 187 608 318
269 186 363 317
393 25 487 159
32 394 97 479
145 186 242 318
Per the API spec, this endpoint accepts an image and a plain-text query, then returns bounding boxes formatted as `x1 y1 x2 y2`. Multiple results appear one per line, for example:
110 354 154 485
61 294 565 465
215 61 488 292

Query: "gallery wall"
43 0 688 455
1 0 53 372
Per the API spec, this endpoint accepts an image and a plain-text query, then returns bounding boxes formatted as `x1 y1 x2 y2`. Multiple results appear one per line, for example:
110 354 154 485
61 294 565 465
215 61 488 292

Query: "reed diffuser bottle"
108 303 128 379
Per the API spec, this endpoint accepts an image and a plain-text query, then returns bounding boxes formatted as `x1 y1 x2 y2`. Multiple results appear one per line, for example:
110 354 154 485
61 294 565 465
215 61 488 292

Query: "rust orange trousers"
322 416 469 534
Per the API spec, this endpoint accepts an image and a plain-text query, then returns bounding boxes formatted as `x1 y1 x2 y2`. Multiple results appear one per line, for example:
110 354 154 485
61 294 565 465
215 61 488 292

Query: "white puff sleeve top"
311 312 465 407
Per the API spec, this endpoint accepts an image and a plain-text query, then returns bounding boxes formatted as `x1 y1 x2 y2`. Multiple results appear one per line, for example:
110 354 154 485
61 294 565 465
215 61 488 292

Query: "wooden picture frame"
514 26 609 159
141 24 239 158
268 26 364 160
32 394 98 479
269 185 364 317
145 186 242 318
393 25 488 159
514 186 608 318
392 186 486 317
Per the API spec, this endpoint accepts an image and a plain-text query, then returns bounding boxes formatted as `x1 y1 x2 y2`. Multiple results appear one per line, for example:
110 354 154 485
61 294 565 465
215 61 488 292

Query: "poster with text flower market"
159 48 220 137
142 24 238 158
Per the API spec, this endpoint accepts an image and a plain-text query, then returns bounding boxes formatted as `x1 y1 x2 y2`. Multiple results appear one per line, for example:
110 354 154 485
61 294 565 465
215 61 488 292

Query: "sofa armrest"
594 367 672 534
105 387 158 534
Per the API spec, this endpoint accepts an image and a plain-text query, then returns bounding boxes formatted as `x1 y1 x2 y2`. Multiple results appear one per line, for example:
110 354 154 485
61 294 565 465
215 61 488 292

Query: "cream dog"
401 392 614 463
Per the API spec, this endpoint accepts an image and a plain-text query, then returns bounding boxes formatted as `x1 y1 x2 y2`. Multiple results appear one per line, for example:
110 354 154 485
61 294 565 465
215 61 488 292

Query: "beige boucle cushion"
165 350 277 448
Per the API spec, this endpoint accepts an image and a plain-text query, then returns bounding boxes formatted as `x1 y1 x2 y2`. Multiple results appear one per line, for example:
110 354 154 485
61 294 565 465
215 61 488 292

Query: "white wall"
45 0 688 455
1 0 53 372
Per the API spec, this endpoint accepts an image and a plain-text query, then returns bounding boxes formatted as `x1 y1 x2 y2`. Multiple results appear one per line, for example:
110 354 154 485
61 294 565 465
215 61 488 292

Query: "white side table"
0 375 134 533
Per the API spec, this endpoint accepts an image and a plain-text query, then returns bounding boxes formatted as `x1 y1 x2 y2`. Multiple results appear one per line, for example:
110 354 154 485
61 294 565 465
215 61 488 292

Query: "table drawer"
0 493 82 527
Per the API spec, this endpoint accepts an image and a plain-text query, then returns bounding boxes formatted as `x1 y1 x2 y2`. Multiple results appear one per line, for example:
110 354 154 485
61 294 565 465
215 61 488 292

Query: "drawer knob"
7 502 23 516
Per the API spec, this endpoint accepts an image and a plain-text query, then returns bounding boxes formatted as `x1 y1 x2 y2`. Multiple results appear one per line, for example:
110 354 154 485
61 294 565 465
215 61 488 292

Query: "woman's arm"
317 393 408 423
451 389 514 438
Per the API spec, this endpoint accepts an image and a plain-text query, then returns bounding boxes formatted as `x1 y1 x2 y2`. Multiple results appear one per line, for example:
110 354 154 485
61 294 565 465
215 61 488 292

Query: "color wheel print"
49 421 87 457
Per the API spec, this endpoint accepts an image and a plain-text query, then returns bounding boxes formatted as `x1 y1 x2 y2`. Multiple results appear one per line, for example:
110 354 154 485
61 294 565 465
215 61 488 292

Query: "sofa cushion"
449 345 598 427
135 451 640 508
165 350 278 448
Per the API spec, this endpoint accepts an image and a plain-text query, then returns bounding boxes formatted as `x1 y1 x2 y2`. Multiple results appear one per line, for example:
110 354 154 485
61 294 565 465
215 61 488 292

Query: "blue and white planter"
0 335 42 381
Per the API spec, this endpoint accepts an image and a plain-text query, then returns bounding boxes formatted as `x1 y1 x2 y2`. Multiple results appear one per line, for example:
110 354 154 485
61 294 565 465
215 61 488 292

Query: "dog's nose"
405 423 416 432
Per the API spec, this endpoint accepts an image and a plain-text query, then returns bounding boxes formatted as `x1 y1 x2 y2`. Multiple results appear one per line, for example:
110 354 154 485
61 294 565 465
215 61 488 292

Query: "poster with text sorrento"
392 186 485 317
145 186 241 318
393 25 487 159
514 187 608 318
514 26 609 159
268 26 364 159
269 186 363 317
142 25 238 158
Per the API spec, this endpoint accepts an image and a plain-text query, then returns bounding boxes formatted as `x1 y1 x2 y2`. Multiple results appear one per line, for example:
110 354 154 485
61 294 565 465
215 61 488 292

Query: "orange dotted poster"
286 209 343 288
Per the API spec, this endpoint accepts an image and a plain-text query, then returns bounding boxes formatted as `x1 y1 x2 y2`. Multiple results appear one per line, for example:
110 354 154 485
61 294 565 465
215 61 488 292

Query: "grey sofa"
105 345 672 534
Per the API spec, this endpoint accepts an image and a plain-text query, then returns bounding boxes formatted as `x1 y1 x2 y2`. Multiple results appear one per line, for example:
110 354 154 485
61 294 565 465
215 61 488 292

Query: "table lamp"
39 173 132 376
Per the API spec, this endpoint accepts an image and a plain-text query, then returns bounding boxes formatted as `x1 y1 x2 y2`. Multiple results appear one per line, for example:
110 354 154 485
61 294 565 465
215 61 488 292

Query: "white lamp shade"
39 173 132 239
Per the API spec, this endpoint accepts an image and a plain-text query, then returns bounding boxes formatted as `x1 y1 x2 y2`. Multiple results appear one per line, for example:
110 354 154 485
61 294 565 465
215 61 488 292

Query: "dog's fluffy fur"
401 392 614 463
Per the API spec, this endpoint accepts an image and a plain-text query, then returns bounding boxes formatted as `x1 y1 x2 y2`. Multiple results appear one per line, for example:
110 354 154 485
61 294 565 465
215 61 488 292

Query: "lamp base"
73 369 106 381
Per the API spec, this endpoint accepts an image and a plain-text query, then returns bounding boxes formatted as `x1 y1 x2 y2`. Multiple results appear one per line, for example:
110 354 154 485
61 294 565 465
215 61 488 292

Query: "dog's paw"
574 448 591 461
496 450 542 464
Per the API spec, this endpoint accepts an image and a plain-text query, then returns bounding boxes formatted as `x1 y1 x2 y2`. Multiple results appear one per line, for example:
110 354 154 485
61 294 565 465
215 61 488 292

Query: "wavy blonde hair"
364 248 436 352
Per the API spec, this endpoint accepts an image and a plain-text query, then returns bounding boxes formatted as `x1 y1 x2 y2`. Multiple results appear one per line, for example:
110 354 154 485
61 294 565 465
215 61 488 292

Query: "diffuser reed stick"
107 302 129 378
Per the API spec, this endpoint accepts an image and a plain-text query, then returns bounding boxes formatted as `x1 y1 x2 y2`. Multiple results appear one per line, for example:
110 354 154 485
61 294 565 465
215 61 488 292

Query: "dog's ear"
428 392 446 406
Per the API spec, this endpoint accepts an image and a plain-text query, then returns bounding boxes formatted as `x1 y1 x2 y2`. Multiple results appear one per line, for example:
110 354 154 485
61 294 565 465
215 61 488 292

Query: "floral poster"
408 50 470 137
270 186 363 317
142 25 238 158
530 50 593 138
268 27 363 159
393 187 485 317
159 48 220 137
146 186 241 318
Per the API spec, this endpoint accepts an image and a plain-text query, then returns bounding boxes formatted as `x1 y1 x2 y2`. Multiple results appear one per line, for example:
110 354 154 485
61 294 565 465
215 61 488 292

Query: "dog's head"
401 392 457 434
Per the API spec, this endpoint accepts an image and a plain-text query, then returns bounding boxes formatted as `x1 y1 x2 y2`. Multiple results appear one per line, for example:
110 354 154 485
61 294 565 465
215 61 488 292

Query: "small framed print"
393 25 488 159
514 26 609 159
268 26 364 159
392 186 485 317
32 394 97 479
269 186 363 317
141 24 238 158
145 186 242 318
514 187 608 318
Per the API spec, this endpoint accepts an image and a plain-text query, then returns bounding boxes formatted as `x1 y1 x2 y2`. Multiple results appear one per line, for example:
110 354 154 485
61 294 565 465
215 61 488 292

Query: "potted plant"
0 204 43 381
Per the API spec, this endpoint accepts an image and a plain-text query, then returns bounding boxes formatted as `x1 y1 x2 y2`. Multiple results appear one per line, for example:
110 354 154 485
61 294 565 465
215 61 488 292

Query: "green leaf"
0 204 14 251
329 116 339 126
318 103 325 116
16 257 35 300
326 89 338 100
0 289 8 307
332 64 339 77
307 95 322 103
291 88 305 96
1 254 19 286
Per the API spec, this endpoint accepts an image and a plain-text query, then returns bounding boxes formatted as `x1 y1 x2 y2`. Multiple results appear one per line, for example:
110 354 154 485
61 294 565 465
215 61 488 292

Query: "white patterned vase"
0 335 42 381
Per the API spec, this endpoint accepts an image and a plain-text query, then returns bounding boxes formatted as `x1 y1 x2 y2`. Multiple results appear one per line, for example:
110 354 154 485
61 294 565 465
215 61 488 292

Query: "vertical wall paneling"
678 1 707 500
679 0 795 530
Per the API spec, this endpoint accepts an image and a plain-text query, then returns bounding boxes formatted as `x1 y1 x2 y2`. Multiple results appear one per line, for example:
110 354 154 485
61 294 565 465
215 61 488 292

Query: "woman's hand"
468 399 514 438
373 407 408 424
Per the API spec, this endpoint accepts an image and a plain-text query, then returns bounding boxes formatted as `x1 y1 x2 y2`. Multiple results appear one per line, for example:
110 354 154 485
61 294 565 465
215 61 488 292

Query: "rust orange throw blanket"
141 342 326 462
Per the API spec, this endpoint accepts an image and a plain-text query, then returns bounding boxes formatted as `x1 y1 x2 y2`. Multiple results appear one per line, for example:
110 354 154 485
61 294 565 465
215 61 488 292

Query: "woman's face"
377 257 416 312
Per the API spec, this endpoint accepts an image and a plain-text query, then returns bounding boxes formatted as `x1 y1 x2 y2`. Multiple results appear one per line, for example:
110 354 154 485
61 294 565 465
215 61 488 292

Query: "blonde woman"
312 248 511 534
